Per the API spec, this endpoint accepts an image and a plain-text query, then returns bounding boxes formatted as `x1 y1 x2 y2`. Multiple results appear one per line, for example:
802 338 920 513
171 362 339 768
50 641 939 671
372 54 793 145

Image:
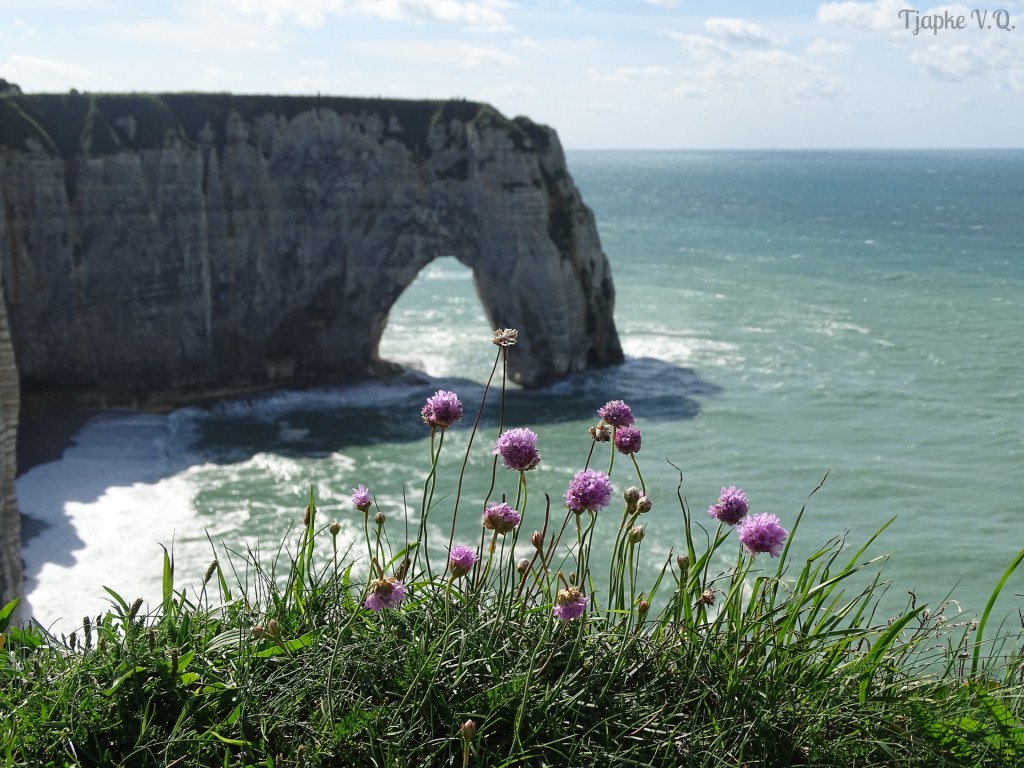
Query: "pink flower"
421 390 463 430
352 485 372 512
598 400 635 428
364 577 406 610
564 469 613 513
737 513 788 557
614 426 642 455
493 428 540 471
708 486 749 526
553 587 588 621
482 502 521 534
448 545 477 578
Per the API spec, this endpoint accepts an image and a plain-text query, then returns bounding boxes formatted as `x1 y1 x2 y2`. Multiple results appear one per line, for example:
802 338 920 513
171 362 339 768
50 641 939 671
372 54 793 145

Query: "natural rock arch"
0 94 623 408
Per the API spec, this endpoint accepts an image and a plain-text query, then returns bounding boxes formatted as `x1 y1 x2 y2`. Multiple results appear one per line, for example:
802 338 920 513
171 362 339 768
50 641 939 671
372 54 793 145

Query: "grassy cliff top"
0 92 548 160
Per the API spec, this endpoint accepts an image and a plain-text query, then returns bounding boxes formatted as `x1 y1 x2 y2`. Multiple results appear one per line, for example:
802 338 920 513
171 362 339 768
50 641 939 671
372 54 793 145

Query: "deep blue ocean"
17 150 1024 631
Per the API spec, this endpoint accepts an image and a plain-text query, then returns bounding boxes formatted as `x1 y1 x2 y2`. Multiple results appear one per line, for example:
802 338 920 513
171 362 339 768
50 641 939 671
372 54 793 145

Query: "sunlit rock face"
0 93 623 408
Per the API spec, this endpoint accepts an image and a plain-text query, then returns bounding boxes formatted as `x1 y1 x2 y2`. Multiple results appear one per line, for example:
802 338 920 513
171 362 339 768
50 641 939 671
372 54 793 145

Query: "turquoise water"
18 151 1024 630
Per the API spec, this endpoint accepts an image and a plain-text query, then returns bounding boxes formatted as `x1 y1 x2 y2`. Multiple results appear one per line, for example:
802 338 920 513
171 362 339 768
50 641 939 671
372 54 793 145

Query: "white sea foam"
18 413 205 631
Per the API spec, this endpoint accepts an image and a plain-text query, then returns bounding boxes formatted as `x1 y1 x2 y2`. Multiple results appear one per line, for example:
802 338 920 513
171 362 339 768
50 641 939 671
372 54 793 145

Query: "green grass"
3 332 1024 767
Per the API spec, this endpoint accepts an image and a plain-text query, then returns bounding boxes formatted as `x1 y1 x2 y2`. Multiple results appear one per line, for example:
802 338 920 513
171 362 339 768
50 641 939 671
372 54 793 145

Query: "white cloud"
910 43 987 80
587 64 673 84
704 17 774 46
100 5 284 53
461 45 518 68
666 31 734 60
6 54 93 79
214 0 514 32
806 37 852 55
816 0 909 34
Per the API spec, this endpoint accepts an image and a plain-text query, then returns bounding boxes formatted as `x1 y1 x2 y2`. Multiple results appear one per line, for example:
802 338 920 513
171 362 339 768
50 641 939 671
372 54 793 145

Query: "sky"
2 0 1023 149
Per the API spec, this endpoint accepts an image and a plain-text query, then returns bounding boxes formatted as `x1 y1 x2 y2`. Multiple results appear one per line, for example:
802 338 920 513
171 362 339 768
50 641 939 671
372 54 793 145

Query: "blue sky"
2 0 1022 148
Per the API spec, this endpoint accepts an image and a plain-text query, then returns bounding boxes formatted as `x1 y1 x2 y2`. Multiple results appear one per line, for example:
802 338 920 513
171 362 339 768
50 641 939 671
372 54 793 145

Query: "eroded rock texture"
0 94 622 408
0 258 19 607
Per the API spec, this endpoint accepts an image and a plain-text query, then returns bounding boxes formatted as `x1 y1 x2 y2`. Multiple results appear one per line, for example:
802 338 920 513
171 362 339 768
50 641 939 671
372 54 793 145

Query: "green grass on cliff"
3 333 1024 767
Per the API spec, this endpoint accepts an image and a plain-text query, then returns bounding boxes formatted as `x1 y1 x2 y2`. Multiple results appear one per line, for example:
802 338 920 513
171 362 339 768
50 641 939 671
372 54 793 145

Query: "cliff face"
0 93 623 408
0 257 20 607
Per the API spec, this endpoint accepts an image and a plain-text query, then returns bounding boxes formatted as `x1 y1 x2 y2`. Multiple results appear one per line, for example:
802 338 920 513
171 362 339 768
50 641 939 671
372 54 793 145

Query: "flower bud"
374 511 386 526
569 571 577 585
623 486 641 507
251 625 265 639
329 522 341 536
461 719 477 742
638 599 650 615
516 558 531 575
636 496 652 514
531 530 544 550
628 525 646 544
267 619 280 638
677 554 689 572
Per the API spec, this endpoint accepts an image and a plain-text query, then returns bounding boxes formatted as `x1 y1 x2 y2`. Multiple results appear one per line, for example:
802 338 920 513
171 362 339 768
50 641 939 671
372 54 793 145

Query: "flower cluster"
708 486 749 526
421 390 463 430
564 469 613 513
493 428 541 471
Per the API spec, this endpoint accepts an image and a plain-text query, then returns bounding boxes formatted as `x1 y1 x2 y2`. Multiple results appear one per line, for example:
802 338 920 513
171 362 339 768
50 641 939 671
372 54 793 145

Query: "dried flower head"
352 485 372 512
564 468 613 514
364 577 407 611
492 328 518 347
628 525 646 544
598 399 635 428
448 545 477 578
590 424 612 442
493 428 541 471
707 486 749 526
614 426 642 456
698 588 716 607
421 389 463 430
553 586 588 621
737 513 788 557
483 502 521 534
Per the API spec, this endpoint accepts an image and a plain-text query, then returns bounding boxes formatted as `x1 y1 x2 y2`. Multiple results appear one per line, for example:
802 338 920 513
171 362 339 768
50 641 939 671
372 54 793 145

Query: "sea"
16 150 1024 635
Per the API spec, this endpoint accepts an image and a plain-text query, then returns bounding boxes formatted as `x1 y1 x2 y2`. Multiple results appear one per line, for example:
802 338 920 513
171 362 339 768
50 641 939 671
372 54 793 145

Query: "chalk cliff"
0 257 19 608
0 93 623 408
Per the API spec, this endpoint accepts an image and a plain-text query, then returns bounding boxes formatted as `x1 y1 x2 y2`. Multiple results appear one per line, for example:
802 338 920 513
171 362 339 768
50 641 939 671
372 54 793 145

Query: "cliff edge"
0 257 19 608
